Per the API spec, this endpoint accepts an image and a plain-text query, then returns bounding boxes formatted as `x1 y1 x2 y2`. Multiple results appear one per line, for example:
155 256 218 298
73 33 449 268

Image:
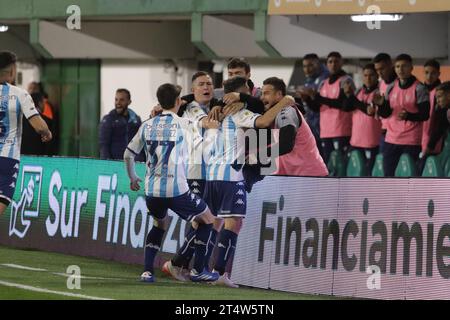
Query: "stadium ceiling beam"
29 19 52 59
254 11 281 58
191 13 218 60
0 0 268 20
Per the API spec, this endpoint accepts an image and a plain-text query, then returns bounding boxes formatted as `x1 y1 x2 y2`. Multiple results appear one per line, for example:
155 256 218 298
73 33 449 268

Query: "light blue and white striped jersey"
181 101 209 180
0 82 39 160
126 110 202 198
204 108 260 182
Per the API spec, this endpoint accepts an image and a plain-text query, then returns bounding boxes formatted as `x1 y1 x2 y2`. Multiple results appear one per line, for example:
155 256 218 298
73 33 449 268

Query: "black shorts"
0 157 19 205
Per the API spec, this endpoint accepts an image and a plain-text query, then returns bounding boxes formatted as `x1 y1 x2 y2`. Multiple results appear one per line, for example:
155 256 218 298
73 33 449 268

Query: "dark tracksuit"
99 108 145 162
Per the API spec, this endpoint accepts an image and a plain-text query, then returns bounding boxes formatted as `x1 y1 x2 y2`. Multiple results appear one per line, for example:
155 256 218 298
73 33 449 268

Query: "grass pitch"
0 246 337 300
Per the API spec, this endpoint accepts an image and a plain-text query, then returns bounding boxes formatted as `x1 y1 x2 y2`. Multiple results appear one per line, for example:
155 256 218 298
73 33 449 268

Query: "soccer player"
421 59 442 155
260 77 328 177
124 83 220 283
373 53 397 153
373 54 430 176
201 83 296 288
219 57 261 101
342 63 382 174
299 51 356 164
297 53 329 157
166 72 224 279
0 51 52 216
423 81 450 158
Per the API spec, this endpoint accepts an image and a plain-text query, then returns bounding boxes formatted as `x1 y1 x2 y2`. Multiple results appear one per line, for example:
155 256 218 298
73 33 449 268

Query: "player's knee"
195 210 215 225
153 215 169 230
213 218 224 231
225 217 243 233
191 220 199 230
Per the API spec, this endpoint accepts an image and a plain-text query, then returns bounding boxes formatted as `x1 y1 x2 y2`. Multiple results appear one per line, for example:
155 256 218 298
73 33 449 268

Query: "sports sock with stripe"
214 229 238 275
172 225 196 268
192 223 213 273
144 226 165 274
204 228 218 271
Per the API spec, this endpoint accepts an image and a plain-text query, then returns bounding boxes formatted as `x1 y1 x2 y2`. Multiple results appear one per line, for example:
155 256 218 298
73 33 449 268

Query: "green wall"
41 60 100 158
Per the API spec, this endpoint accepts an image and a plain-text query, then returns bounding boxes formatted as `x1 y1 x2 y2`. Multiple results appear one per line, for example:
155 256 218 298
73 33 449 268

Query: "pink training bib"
273 106 328 177
350 89 382 149
385 79 423 146
319 76 352 138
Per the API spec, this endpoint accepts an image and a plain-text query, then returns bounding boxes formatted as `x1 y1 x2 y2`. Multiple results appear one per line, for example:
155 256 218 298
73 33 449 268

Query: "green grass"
0 246 337 300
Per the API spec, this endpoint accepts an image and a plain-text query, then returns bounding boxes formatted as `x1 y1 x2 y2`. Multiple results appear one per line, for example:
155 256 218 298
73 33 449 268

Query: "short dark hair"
436 81 450 93
223 76 247 94
156 83 181 110
363 63 377 73
395 53 413 64
116 88 131 100
303 53 319 61
227 57 250 74
263 77 286 96
424 59 440 71
327 51 342 60
0 51 17 70
191 71 210 83
373 53 391 64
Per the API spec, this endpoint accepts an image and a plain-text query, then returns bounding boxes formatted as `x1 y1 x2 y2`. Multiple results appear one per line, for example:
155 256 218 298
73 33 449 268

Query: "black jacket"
99 108 145 161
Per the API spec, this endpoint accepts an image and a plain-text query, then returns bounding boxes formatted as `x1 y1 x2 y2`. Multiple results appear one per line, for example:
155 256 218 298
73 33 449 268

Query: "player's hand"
223 92 240 105
297 87 316 100
151 104 163 118
367 104 376 116
223 102 245 116
423 148 432 158
202 118 220 129
398 109 408 120
130 176 142 191
41 130 52 142
372 93 384 106
282 95 295 106
208 106 222 121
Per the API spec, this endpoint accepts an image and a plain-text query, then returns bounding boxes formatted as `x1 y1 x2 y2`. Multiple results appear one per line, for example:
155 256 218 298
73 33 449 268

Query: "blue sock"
144 226 165 273
172 225 196 268
214 229 238 275
204 229 218 271
192 223 212 273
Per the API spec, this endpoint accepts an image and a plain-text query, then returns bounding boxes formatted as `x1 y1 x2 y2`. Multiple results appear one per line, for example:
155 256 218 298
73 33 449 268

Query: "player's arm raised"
255 95 295 128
